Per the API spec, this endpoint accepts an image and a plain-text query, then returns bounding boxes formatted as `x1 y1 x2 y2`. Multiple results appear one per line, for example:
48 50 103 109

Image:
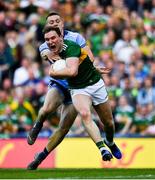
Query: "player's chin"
52 48 59 54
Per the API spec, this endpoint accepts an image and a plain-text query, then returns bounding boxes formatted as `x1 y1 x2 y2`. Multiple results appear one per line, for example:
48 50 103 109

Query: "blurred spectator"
0 11 8 36
59 0 75 29
10 89 36 132
98 34 113 63
137 76 155 109
5 10 20 31
22 64 41 87
127 63 140 89
113 61 127 80
142 124 155 136
13 57 31 86
115 96 134 135
2 78 12 94
29 82 47 111
20 0 53 13
130 104 155 135
139 35 154 61
120 77 137 107
151 0 155 15
0 37 14 84
113 28 139 65
5 30 21 66
124 0 138 11
26 12 44 48
88 19 105 56
0 105 18 134
135 59 149 84
108 74 122 99
136 0 152 17
150 61 155 87
0 90 12 115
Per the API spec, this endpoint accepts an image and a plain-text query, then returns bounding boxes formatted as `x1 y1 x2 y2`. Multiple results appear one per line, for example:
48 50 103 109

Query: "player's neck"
59 42 64 52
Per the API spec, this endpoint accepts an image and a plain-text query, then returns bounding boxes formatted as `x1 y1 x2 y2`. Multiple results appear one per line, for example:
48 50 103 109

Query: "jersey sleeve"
76 34 86 48
66 44 81 58
39 42 49 53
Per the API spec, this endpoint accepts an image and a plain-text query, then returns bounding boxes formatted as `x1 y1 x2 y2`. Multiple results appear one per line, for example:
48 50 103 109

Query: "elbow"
49 71 52 77
70 69 78 77
49 71 55 77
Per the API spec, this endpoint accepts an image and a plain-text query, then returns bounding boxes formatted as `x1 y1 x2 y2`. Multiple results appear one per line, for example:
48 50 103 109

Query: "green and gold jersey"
59 40 101 89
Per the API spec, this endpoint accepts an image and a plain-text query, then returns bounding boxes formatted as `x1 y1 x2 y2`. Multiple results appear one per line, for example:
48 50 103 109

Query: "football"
53 59 66 71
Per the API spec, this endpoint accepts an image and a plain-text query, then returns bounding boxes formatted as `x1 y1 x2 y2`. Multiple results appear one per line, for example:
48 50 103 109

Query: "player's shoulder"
64 30 80 36
64 30 83 38
64 30 86 47
39 42 48 52
64 39 80 47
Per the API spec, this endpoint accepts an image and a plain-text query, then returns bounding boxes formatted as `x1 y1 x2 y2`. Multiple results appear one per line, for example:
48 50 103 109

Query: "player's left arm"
83 45 95 62
83 45 111 74
77 34 111 74
49 57 79 78
76 34 95 62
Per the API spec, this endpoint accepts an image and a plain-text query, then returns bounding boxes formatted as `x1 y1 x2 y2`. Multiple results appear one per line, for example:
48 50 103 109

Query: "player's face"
46 15 64 34
44 30 63 53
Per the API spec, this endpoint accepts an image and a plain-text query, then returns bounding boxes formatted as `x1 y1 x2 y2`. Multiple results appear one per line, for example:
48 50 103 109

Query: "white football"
53 59 66 71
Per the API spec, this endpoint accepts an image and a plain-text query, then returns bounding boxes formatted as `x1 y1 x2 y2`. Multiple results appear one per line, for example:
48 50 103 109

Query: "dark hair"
43 26 62 36
46 11 61 20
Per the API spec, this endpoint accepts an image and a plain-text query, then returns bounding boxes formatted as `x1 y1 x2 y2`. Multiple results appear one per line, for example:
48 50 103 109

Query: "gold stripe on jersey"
79 48 88 65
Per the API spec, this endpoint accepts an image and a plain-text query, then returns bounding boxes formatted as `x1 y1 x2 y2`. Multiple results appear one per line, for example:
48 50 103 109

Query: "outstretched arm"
83 45 111 74
95 66 112 74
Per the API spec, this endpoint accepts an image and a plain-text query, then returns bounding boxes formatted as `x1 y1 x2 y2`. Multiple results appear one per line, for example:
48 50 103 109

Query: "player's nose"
53 22 58 27
49 39 54 44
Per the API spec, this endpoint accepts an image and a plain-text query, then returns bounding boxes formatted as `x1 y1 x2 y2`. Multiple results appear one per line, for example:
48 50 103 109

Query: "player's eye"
50 36 56 40
56 19 60 23
49 20 54 24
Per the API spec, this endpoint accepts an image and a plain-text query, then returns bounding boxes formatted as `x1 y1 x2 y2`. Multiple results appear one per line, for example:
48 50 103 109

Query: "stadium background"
0 0 155 169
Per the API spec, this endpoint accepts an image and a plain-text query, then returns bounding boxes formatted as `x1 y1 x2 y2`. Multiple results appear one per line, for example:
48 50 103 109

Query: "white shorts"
70 79 108 105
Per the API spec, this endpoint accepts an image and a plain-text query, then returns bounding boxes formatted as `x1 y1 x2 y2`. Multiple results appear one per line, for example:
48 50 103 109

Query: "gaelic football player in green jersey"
46 27 122 158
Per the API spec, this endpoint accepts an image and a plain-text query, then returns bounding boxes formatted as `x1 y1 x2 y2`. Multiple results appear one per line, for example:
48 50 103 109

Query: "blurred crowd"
0 0 155 138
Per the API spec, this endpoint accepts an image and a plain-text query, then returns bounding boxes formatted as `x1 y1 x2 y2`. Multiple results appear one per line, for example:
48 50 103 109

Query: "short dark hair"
43 26 62 36
46 11 61 20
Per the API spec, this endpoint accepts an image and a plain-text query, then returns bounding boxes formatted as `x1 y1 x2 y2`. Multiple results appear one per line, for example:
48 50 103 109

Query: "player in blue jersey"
27 12 121 170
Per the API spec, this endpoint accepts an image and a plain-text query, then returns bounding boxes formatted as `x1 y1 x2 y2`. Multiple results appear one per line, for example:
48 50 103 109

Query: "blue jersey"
39 30 86 89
